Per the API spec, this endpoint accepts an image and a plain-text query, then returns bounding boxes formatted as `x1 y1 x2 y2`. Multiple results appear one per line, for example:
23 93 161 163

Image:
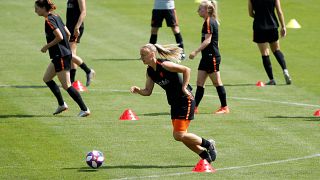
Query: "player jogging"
131 43 217 163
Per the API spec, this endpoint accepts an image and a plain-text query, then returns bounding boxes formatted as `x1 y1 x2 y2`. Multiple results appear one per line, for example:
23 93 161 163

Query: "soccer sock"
67 86 87 111
262 55 274 80
149 34 157 44
198 150 210 160
70 69 76 83
174 33 184 49
45 80 64 106
216 86 227 107
200 138 211 149
80 63 91 74
195 86 205 107
273 50 287 70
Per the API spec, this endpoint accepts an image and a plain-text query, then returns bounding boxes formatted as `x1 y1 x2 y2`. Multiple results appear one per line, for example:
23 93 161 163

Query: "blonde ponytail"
142 44 183 63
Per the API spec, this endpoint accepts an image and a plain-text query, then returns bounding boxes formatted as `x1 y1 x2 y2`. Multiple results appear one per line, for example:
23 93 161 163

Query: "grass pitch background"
0 0 319 179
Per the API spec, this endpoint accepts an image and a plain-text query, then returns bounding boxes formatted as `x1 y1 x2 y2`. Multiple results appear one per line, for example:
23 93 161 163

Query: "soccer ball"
86 150 105 169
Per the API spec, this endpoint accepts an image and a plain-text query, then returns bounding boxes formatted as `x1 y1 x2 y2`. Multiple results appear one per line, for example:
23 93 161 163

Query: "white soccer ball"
86 150 105 169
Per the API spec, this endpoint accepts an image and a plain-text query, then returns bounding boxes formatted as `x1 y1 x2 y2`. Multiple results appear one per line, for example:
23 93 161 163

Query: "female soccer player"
66 0 95 86
149 0 185 59
35 0 90 117
248 0 291 85
189 0 229 114
131 43 217 163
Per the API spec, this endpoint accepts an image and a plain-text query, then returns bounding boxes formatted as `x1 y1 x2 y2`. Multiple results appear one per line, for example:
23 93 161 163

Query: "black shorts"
69 26 84 43
151 9 178 28
51 54 72 72
171 96 195 120
198 54 221 73
253 29 279 43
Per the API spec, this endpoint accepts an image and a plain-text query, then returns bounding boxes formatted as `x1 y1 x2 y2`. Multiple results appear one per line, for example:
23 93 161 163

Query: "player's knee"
173 132 184 141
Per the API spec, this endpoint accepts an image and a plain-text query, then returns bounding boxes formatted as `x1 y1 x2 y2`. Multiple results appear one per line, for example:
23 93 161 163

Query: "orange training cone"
192 159 216 173
256 81 265 87
313 110 320 117
72 80 87 92
119 109 139 120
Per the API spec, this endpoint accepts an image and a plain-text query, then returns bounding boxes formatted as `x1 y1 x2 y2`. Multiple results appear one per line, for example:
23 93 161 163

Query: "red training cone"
192 159 216 173
256 81 265 87
313 110 320 117
72 80 87 92
119 109 139 120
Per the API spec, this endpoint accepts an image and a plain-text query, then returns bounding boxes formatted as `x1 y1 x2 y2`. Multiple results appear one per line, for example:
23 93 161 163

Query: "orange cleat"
214 106 230 114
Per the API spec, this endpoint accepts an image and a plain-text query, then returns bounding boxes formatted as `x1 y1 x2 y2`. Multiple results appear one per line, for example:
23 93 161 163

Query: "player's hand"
130 86 140 94
41 45 48 53
182 87 192 98
74 28 80 38
189 51 197 59
280 27 286 37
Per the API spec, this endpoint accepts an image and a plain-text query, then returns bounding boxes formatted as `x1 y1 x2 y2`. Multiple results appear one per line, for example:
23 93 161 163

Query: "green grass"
0 0 319 179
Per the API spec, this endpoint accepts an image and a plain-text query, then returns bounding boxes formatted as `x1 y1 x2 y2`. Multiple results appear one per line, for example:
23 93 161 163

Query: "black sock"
216 86 227 107
67 86 87 111
45 80 64 106
80 63 91 74
70 69 76 83
273 50 287 70
262 56 274 80
149 34 157 44
174 33 184 49
199 150 210 160
195 86 204 107
200 138 211 149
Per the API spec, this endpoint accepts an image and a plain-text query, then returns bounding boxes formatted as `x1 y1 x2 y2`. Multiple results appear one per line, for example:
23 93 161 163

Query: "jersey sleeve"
46 16 58 30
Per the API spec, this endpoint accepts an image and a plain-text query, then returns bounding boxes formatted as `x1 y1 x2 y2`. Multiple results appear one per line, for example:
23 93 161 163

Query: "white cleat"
53 102 68 115
86 69 96 87
78 108 90 117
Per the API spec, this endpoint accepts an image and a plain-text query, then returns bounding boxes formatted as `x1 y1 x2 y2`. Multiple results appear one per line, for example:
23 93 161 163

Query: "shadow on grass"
93 58 139 61
0 85 47 89
63 164 193 172
141 112 170 116
267 115 320 121
0 114 68 119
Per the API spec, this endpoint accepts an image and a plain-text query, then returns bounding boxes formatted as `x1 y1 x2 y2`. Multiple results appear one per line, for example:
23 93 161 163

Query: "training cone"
256 81 265 87
119 109 139 120
286 19 301 29
72 80 87 92
194 0 202 3
192 159 216 173
313 110 320 117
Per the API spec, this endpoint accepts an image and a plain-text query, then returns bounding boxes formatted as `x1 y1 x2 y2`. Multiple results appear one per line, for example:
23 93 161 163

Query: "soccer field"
0 0 319 179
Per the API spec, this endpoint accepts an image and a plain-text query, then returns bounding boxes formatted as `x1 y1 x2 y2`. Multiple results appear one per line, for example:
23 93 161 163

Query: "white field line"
103 89 320 108
111 153 320 180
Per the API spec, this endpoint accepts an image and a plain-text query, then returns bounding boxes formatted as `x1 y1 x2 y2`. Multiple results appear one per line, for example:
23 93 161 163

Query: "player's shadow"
223 83 256 87
267 115 319 121
93 58 139 61
0 114 69 119
69 164 194 172
0 85 47 89
141 112 170 116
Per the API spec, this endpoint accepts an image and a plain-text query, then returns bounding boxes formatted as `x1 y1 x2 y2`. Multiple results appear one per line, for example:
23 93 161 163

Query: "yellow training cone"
286 19 301 29
194 0 202 3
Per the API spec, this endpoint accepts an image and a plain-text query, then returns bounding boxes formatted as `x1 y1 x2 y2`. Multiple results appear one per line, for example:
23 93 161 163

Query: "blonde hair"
142 44 183 63
200 0 219 21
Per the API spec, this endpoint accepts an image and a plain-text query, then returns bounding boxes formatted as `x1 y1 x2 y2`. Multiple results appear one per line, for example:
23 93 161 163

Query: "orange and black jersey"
147 59 193 106
251 0 279 30
201 17 220 57
45 13 71 59
66 0 83 31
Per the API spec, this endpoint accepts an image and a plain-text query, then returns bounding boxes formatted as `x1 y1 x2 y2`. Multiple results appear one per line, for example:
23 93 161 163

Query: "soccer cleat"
214 106 230 114
180 53 186 60
194 106 199 114
53 102 68 115
284 72 292 85
207 139 217 162
78 108 90 117
86 69 96 87
265 79 276 85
